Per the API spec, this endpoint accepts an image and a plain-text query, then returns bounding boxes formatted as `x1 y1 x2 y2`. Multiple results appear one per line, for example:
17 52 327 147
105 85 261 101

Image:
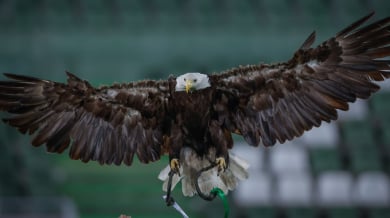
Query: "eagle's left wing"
210 12 390 147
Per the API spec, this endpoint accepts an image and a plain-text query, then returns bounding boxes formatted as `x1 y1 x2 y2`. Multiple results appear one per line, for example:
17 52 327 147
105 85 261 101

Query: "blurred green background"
1 0 390 218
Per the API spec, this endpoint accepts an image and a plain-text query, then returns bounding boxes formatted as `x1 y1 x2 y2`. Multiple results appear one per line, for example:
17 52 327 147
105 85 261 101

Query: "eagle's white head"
175 72 211 93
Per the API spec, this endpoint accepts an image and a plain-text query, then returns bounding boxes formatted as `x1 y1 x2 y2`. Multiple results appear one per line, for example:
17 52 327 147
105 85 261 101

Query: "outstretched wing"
0 72 171 165
211 12 390 147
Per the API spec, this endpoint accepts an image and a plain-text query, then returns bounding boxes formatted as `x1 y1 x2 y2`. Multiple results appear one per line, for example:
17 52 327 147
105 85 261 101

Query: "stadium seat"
224 0 259 27
150 0 180 13
225 0 254 13
261 0 294 30
370 92 390 122
369 208 390 218
338 99 368 121
333 0 369 20
185 0 221 27
300 122 339 148
285 207 316 218
340 120 376 147
81 0 113 27
115 0 146 27
54 157 202 217
234 172 273 206
326 207 359 218
378 79 390 91
380 122 390 152
297 0 333 28
316 171 353 206
309 147 342 174
231 142 264 172
141 0 183 28
44 0 75 29
243 207 277 218
269 142 309 174
11 0 44 28
369 0 390 20
353 172 390 206
348 146 382 173
0 197 78 218
274 172 313 206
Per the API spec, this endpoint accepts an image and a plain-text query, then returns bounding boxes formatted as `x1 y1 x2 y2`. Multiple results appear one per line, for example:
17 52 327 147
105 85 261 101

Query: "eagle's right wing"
0 72 171 166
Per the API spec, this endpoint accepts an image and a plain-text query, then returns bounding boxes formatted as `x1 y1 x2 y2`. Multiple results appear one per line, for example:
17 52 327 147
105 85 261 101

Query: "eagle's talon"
215 157 227 174
170 158 180 176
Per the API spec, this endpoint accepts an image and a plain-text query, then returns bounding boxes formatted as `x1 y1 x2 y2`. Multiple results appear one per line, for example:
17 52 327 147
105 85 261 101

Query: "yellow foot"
170 158 180 175
216 157 227 173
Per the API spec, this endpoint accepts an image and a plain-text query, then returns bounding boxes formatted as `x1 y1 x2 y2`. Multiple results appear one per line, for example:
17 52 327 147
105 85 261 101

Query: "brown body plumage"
1 12 390 197
170 88 218 156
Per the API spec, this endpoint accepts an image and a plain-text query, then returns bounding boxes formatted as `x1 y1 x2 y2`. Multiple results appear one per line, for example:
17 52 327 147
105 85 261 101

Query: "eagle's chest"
172 88 214 128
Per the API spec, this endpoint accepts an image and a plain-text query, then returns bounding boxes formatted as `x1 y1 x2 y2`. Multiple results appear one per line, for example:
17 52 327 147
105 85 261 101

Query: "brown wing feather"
0 72 170 166
211 13 390 147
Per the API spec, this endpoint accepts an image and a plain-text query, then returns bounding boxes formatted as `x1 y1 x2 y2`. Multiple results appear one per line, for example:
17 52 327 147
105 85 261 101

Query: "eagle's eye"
193 79 197 83
184 78 186 82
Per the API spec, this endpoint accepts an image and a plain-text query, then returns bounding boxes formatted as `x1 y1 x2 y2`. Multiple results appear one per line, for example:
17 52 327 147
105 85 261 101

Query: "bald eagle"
1 13 390 199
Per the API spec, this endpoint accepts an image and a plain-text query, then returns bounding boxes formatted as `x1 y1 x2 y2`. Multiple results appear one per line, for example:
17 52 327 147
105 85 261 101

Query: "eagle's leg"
169 158 180 175
168 123 183 175
209 121 232 173
215 157 227 172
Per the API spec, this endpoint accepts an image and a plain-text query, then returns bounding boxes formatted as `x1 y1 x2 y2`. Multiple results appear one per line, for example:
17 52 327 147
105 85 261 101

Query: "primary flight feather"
1 12 390 198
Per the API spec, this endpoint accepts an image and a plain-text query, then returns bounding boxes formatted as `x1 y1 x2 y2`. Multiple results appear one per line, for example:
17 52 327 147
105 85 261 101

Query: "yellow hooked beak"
185 80 193 93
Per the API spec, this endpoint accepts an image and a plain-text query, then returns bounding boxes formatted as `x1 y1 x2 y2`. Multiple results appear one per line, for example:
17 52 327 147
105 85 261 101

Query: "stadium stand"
0 0 389 217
